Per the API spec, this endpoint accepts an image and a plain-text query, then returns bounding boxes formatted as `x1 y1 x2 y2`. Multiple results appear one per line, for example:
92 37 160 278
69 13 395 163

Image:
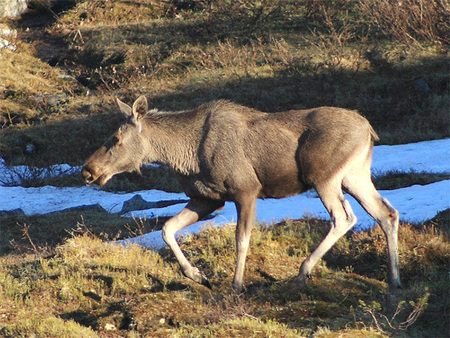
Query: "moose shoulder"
82 96 401 293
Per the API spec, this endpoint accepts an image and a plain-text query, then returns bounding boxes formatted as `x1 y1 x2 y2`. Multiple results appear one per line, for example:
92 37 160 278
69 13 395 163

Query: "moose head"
82 96 152 186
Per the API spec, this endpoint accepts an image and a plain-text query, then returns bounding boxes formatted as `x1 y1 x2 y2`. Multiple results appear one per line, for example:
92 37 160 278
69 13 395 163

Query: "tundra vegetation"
0 0 448 336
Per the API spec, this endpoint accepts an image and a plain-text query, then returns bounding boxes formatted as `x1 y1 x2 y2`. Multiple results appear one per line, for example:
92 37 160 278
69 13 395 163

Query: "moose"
82 96 401 293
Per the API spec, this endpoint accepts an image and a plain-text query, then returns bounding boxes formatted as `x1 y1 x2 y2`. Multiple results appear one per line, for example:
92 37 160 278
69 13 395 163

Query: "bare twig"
21 223 39 254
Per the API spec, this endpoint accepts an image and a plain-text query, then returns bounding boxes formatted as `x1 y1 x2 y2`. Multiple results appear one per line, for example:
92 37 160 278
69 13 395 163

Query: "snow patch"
1 138 449 250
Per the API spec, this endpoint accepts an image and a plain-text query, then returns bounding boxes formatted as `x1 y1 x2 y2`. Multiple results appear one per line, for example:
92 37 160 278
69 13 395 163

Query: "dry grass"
0 215 448 336
0 3 448 335
0 47 65 127
0 207 174 256
0 49 61 95
372 171 450 191
56 0 173 28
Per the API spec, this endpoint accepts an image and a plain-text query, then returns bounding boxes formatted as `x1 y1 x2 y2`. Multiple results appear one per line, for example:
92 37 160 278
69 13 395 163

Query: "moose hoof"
190 268 212 289
230 283 244 295
389 281 403 292
296 272 312 286
201 277 212 289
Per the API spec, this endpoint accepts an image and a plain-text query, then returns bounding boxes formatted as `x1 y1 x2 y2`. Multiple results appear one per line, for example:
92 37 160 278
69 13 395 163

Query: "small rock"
0 24 17 38
48 93 67 106
121 194 156 214
25 143 35 154
104 323 116 331
0 0 29 18
47 204 106 214
58 74 79 85
120 194 189 214
0 37 17 51
34 93 68 107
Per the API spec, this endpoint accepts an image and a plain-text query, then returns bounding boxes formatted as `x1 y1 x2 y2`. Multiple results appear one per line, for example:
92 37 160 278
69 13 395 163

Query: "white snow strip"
0 186 186 215
1 139 449 187
372 138 450 175
0 158 81 186
0 138 449 251
118 180 450 250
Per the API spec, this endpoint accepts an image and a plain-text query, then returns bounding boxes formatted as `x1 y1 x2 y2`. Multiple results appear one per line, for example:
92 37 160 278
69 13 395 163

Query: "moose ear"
116 98 132 117
132 95 149 120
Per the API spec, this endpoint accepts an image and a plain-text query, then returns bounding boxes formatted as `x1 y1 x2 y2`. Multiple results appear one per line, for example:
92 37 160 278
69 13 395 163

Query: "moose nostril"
81 167 94 183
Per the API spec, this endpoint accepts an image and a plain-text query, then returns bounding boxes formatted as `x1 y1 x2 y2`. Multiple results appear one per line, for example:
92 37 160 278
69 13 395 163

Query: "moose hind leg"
344 174 401 289
379 197 401 289
297 183 357 284
162 198 224 288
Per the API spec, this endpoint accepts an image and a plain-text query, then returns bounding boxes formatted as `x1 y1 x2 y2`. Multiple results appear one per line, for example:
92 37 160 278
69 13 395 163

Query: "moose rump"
82 96 401 294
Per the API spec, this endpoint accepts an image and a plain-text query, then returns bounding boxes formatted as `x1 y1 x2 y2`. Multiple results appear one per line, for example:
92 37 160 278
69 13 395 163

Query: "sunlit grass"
0 216 447 336
0 48 62 95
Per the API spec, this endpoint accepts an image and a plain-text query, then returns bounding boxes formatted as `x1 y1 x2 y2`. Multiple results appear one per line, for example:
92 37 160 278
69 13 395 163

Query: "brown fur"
82 96 401 293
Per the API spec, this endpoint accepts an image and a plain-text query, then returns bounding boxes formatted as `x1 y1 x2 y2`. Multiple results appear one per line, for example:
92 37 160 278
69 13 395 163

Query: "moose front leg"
232 195 257 293
162 198 224 288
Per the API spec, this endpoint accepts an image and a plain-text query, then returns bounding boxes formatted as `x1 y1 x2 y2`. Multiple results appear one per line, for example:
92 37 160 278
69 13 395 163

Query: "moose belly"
258 171 309 199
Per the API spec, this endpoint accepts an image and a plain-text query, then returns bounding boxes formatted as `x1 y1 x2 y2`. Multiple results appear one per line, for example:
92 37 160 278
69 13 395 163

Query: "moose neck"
142 112 202 176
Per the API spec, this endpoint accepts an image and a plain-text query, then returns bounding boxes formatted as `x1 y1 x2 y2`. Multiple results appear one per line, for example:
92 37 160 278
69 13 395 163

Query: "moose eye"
109 135 121 147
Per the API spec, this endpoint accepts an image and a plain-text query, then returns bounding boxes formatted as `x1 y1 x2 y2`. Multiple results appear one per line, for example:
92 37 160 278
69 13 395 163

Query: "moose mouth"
81 167 111 186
